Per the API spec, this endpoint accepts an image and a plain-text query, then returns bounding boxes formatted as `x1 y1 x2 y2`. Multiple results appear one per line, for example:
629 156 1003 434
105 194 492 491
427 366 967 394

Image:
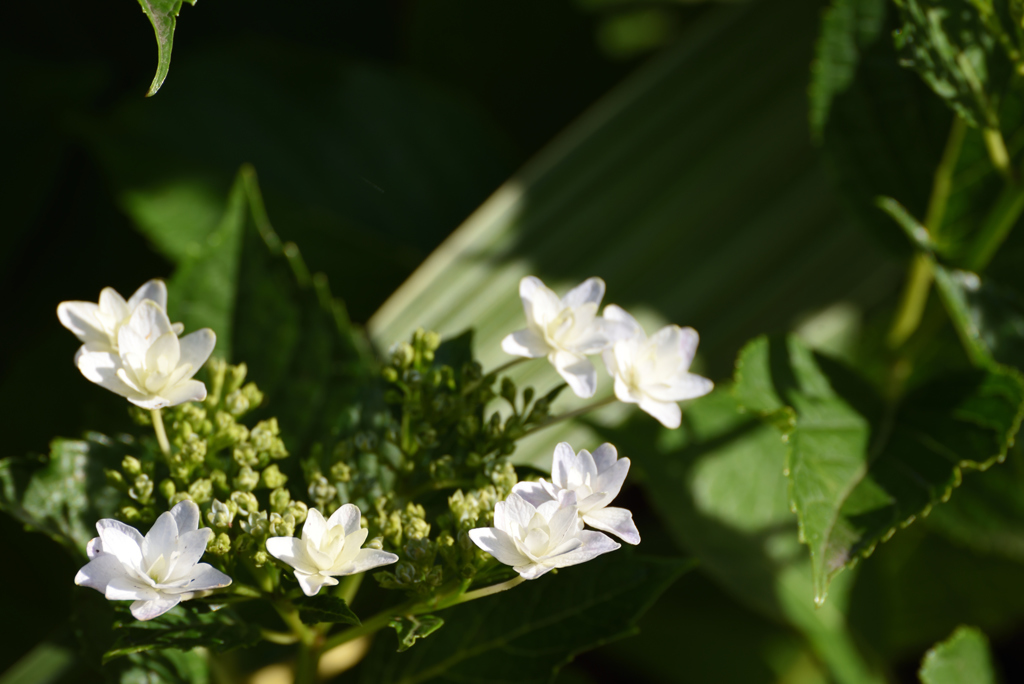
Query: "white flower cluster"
502 276 713 428
58 280 216 409
469 441 637 579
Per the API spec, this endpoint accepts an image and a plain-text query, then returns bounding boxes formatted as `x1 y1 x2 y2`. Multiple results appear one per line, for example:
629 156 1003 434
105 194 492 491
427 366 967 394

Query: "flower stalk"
151 408 171 457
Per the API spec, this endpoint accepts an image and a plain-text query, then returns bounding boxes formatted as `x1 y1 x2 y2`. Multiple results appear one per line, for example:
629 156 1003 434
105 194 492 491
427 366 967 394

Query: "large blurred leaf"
104 605 259 661
0 435 127 556
734 334 1024 604
355 553 690 684
596 389 882 684
368 0 903 468
135 0 197 96
918 626 999 684
86 47 515 323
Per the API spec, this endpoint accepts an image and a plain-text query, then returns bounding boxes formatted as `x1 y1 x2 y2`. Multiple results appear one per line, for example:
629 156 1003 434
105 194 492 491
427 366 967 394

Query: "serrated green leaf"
733 335 1024 605
357 553 690 684
0 435 126 556
809 0 887 137
919 626 999 684
388 615 444 652
294 595 361 627
596 388 882 684
104 605 259 662
135 0 196 96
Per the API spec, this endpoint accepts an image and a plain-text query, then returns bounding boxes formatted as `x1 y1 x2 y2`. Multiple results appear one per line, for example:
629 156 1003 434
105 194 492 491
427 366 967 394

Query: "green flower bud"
252 550 270 567
231 491 260 515
381 367 399 383
269 487 291 514
425 566 443 587
105 469 126 489
307 474 336 507
170 492 192 506
158 479 176 501
329 461 351 483
269 512 295 537
225 390 250 417
240 510 269 537
181 433 207 465
423 330 441 352
429 455 456 481
207 532 232 555
234 466 260 492
129 406 152 426
188 478 213 504
404 538 432 562
522 386 534 406
261 464 288 489
500 377 516 404
121 456 142 477
226 362 248 395
233 534 254 553
391 342 415 368
286 500 308 524
129 474 154 503
206 357 228 407
395 562 417 584
210 469 229 494
208 499 235 528
250 418 283 450
119 505 141 522
367 536 384 550
233 444 259 468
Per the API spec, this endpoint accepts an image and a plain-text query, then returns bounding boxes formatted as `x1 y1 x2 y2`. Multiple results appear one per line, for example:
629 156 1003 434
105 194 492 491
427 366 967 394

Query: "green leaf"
892 0 1009 129
734 335 1024 604
0 435 126 556
919 626 999 684
294 595 361 627
135 0 196 96
388 615 444 652
104 605 259 662
598 389 883 684
118 649 210 684
0 638 76 684
809 0 887 138
356 553 691 684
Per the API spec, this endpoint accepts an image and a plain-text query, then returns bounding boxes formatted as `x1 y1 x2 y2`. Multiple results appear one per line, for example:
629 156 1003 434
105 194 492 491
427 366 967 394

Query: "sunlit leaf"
918 626 999 684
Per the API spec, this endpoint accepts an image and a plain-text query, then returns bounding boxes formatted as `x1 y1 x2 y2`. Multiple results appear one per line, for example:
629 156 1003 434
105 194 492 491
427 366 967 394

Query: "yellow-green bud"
261 464 288 489
188 478 213 504
269 487 291 513
181 434 207 465
129 474 153 503
391 342 415 368
230 491 260 514
208 499 235 528
105 469 126 489
240 511 269 537
206 357 228 407
119 505 141 523
121 456 142 476
207 532 231 555
252 550 270 567
381 367 399 383
210 469 229 494
234 466 260 492
269 512 295 537
233 444 259 468
423 330 441 352
307 474 335 506
286 500 308 524
170 492 192 506
367 536 384 550
158 479 176 501
226 362 248 395
329 461 351 483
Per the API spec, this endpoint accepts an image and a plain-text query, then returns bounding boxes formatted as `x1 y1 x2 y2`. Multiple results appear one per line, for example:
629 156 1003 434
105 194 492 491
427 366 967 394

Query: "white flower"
468 490 620 580
57 279 183 357
76 300 215 409
501 276 628 398
265 504 399 597
75 500 231 621
601 305 713 429
513 442 639 545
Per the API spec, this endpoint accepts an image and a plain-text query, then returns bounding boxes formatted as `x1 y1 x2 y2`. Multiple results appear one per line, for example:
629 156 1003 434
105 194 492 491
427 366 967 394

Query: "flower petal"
651 325 698 369
295 571 337 597
131 596 181 621
165 528 214 582
143 510 179 565
550 351 597 399
561 277 605 309
637 395 682 429
645 374 714 403
546 501 582 548
266 536 316 574
501 329 550 358
98 288 130 322
514 562 554 580
468 528 530 567
594 457 630 502
178 329 216 374
146 332 181 374
337 548 400 576
510 481 554 508
549 530 620 569
96 519 145 568
550 442 576 490
57 301 110 349
127 280 168 312
327 504 362 537
520 276 562 327
591 443 618 472
302 509 328 547
75 553 127 593
106 575 160 601
159 380 208 407
86 537 104 559
170 500 201 534
499 493 537 531
583 507 640 545
181 563 232 592
122 301 174 353
77 352 143 400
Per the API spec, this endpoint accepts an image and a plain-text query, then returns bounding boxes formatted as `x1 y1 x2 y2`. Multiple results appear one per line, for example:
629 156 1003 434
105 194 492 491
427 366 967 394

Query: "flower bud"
233 444 258 468
269 487 291 513
226 362 248 395
206 357 228 407
234 466 260 492
210 469 229 494
208 499 235 528
395 562 417 584
286 500 308 524
423 330 441 352
381 367 399 383
240 510 269 537
207 532 232 555
252 550 270 567
329 461 351 483
169 492 192 506
261 464 288 489
367 536 384 550
121 456 142 477
391 342 415 368
119 505 141 523
269 512 295 538
230 491 260 515
188 478 213 504
129 474 154 503
181 433 207 466
225 390 250 417
307 474 336 507
105 469 126 489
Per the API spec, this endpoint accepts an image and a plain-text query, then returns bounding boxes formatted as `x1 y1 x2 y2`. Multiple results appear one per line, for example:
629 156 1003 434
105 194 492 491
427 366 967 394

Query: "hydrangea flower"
75 500 231 621
468 490 620 580
513 442 639 545
57 279 183 358
76 300 216 409
266 504 399 597
502 276 628 398
601 305 713 428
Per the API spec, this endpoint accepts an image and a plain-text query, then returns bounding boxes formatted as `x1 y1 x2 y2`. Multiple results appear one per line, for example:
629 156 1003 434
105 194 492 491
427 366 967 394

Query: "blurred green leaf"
0 435 126 556
809 0 887 138
118 649 210 684
918 626 999 684
388 615 444 653
104 605 259 662
135 0 196 96
0 639 76 684
294 595 360 627
356 553 691 684
734 334 1024 604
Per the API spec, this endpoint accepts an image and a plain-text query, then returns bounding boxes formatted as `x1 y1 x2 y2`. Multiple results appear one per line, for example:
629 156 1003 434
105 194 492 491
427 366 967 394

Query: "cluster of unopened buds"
58 274 711 620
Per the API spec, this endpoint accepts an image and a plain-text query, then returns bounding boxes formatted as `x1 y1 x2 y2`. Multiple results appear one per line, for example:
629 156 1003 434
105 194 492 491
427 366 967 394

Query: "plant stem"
522 395 616 438
965 182 1024 272
295 639 321 684
447 576 524 604
887 116 967 349
338 573 363 607
261 628 300 645
462 357 529 396
150 408 171 457
983 127 1014 181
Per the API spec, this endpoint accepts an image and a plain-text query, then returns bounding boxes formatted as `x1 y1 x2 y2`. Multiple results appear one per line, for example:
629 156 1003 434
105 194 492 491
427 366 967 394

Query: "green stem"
150 408 171 457
261 628 300 645
337 573 363 607
446 576 524 604
888 116 967 349
965 182 1024 272
522 395 616 438
983 127 1014 181
295 639 321 684
462 357 530 396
